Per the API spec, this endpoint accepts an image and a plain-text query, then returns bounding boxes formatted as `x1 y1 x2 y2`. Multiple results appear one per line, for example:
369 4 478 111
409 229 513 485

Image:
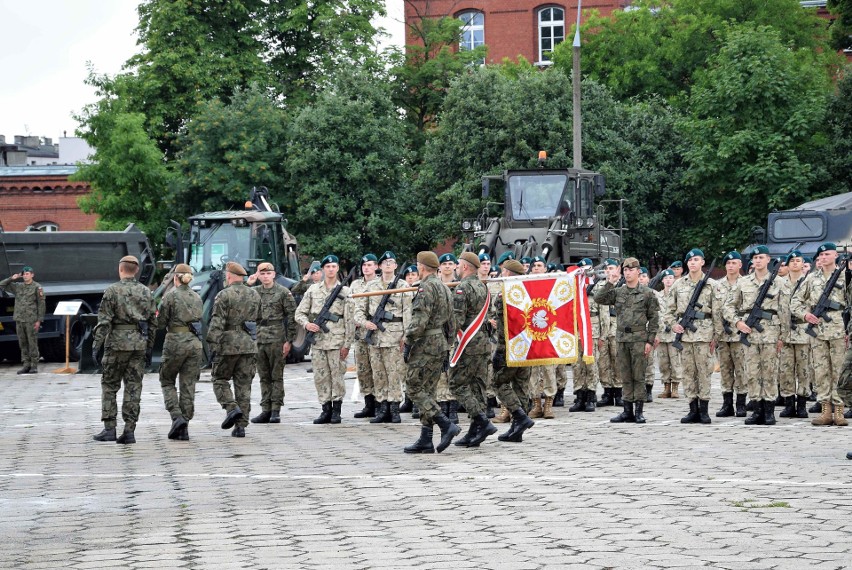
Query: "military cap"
751 245 770 256
361 253 378 263
639 266 649 274
378 251 396 264
684 248 704 261
622 257 640 269
478 253 490 262
803 256 813 265
578 258 593 267
119 255 139 265
496 251 515 266
520 256 532 264
321 254 339 266
547 263 559 272
604 258 619 267
175 263 193 274
21 265 33 273
438 253 457 264
257 262 275 272
817 242 837 254
402 264 418 277
308 260 322 274
226 261 247 276
417 251 440 269
670 261 683 268
723 251 742 262
786 250 803 262
503 259 526 275
459 251 480 268
532 256 546 265
661 269 674 277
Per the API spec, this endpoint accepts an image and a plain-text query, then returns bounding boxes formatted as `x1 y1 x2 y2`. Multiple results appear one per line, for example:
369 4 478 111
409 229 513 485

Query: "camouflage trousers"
436 370 455 402
657 342 683 385
405 348 445 426
212 353 256 428
256 343 286 412
530 365 557 397
645 351 655 386
572 349 598 391
556 364 568 390
778 343 811 398
312 348 346 404
17 320 39 368
616 341 648 403
717 340 746 393
159 334 202 421
448 350 488 418
836 345 852 407
354 339 374 396
597 337 620 388
100 349 145 430
493 365 532 414
369 345 404 403
742 342 779 401
680 342 713 401
811 338 844 405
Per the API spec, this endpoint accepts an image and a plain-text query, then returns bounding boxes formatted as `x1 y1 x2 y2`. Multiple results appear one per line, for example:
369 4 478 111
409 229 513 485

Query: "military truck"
461 158 622 265
0 225 155 363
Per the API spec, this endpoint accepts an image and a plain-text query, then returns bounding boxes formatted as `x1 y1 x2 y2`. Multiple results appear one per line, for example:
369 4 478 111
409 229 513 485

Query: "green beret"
724 251 742 262
685 248 704 261
21 265 33 273
786 250 803 262
639 267 648 274
496 251 515 266
520 257 532 264
604 258 619 267
817 242 837 254
578 258 593 267
669 261 683 268
546 263 559 272
378 251 396 264
361 253 378 263
402 264 418 277
438 253 457 264
751 245 770 256
503 260 526 275
321 254 339 266
804 256 813 264
532 256 546 264
661 269 674 277
308 260 321 274
478 253 490 262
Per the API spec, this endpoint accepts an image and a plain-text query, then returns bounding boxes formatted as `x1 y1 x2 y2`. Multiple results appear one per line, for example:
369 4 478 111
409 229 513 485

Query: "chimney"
43 137 52 146
14 135 24 145
24 136 39 147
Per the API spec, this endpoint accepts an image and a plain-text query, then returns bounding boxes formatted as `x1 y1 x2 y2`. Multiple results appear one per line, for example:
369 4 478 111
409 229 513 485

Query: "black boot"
681 399 700 424
486 395 497 418
313 402 332 424
809 401 822 414
370 401 390 423
746 399 755 412
698 400 712 424
775 394 786 406
250 410 272 424
598 387 613 407
763 400 776 425
634 401 646 424
411 404 420 419
93 427 116 442
116 429 135 444
330 400 342 424
231 426 245 438
553 388 565 407
614 387 624 406
468 413 498 446
584 389 597 412
389 402 401 424
645 384 653 403
716 392 734 417
745 399 765 425
221 407 243 429
168 416 188 439
178 423 189 441
404 426 434 453
808 388 817 402
499 408 535 442
16 365 30 375
399 396 413 414
735 393 747 417
454 421 479 447
448 401 460 425
568 391 585 412
796 395 809 418
354 394 376 418
610 401 635 423
433 413 461 453
779 396 796 418
27 366 37 374
269 410 281 423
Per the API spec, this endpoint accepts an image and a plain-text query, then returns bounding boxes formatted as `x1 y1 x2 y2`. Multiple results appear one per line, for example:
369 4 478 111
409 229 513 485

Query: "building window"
29 221 59 232
538 6 565 63
458 11 485 63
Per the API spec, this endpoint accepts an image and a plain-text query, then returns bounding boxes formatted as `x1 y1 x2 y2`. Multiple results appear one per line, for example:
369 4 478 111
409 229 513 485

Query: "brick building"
0 166 97 231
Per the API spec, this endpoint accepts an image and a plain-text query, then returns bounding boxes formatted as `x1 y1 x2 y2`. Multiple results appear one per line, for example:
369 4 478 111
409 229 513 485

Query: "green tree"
828 0 852 51
819 67 852 197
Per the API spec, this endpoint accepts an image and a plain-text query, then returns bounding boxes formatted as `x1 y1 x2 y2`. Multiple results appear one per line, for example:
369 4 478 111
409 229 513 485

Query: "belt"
169 326 190 333
113 324 137 330
424 328 444 336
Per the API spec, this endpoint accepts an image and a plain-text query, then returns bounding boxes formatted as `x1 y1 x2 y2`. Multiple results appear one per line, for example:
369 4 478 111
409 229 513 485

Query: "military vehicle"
0 225 155 363
461 156 622 265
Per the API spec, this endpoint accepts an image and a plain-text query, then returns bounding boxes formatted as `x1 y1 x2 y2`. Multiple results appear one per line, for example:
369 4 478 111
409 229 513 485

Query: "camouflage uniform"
665 275 717 402
295 281 354 404
777 274 811 399
713 276 746 396
594 280 620 394
254 283 297 413
484 280 502 400
0 276 45 370
655 288 683 391
492 290 532 412
157 284 203 422
350 277 377 399
573 287 601 393
207 281 262 429
448 275 489 418
93 277 156 431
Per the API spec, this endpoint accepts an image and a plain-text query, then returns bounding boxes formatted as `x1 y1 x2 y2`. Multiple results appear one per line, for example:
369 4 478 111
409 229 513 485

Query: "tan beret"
257 262 275 272
622 257 640 269
119 255 139 265
459 251 480 269
174 263 192 274
226 261 247 276
503 259 526 275
416 251 440 269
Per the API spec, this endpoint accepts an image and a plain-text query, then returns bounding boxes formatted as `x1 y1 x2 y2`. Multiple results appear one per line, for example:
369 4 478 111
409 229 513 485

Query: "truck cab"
751 192 852 258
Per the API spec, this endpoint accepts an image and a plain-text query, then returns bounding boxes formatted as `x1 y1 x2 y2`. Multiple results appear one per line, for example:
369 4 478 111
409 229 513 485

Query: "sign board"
53 301 83 316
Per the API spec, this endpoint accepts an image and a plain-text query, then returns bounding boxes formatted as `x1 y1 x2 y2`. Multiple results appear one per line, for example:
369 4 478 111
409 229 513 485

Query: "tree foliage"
828 0 852 51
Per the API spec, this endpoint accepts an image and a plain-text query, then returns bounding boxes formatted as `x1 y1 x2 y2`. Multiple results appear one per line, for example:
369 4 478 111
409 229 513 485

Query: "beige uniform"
664 275 717 401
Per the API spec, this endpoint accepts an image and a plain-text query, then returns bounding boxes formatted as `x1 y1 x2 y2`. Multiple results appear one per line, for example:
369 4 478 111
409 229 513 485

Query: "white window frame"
458 10 485 64
538 6 566 64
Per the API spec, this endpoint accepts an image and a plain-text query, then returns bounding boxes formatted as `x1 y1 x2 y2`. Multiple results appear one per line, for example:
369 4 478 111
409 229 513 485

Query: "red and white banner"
502 268 594 367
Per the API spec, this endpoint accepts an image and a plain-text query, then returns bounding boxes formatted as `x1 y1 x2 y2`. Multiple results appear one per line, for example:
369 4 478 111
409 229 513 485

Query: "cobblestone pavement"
1 359 851 570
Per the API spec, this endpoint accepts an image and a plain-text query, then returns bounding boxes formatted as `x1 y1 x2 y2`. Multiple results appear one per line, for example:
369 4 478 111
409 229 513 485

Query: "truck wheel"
287 326 309 364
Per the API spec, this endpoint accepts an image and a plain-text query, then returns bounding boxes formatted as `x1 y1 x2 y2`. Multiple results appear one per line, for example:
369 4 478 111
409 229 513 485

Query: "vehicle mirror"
594 174 606 197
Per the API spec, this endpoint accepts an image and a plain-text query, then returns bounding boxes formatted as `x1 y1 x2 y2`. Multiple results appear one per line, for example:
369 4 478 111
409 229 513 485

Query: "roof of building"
0 165 79 177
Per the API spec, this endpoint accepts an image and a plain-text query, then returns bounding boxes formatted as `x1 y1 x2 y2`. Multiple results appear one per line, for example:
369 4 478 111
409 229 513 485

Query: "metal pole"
572 0 583 170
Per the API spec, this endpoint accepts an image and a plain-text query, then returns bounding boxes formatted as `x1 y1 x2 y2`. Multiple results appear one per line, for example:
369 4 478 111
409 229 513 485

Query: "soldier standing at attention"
724 245 785 426
92 255 156 444
569 258 600 413
207 262 262 438
157 264 203 441
295 255 354 425
351 254 379 419
670 261 684 280
436 253 460 422
776 251 811 419
596 259 621 407
247 262 297 424
655 270 683 400
0 265 45 374
639 266 657 402
713 251 747 417
595 257 659 423
403 265 419 286
402 251 460 454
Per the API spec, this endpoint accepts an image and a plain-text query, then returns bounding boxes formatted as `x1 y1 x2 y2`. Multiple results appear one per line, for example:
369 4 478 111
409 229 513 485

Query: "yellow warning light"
244 201 253 209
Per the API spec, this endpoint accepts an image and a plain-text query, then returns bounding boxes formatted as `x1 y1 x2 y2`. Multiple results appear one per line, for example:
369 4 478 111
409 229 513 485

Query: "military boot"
330 400 342 424
433 413 461 453
716 392 734 417
116 429 136 444
779 396 796 418
439 401 449 418
448 401 460 425
399 396 413 414
670 382 680 398
500 408 535 442
168 416 188 439
404 426 435 453
389 402 401 424
411 404 420 419
250 410 272 424
231 426 245 438
568 391 585 412
746 399 755 412
634 401 646 424
658 382 672 399
680 399 700 424
833 404 849 427
598 387 613 407
614 387 624 406
645 385 653 403
26 366 37 374
610 401 635 423
494 404 511 423
221 407 243 429
468 413 498 446
745 400 765 425
763 400 776 425
809 388 817 402
795 395 809 418
553 388 565 407
178 424 189 441
92 426 116 442
844 408 852 419
529 397 544 418
454 421 479 447
811 402 833 426
370 401 390 424
775 394 786 406
486 396 497 418
269 410 281 423
698 400 712 424
354 394 376 418
313 402 332 424
543 397 555 419
809 401 822 414
583 389 597 412
16 365 30 375
735 393 747 417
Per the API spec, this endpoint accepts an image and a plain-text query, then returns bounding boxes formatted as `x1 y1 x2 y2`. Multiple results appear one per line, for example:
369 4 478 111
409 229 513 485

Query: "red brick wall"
0 175 97 231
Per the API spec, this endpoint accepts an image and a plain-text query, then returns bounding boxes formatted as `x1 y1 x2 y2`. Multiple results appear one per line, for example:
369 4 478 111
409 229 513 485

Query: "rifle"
738 259 782 347
364 262 409 346
804 254 849 338
298 266 358 351
672 258 716 351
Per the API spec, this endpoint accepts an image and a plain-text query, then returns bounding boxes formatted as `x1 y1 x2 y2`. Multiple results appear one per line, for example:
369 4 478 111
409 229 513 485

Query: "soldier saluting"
0 265 45 374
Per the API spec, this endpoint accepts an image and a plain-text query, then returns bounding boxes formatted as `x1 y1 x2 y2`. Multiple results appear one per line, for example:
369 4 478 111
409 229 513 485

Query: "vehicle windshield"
771 215 825 241
188 224 252 273
508 174 571 220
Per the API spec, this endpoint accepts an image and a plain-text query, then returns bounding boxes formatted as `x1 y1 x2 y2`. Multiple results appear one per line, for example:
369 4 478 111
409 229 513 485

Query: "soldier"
157 264 203 441
91 255 156 444
436 252 460 422
438 253 458 285
478 253 500 417
207 262 262 438
357 251 410 424
713 251 747 417
0 265 45 374
247 262 297 424
670 261 684 280
403 264 419 286
402 251 460 453
449 252 497 447
570 258 600 413
290 261 321 298
528 256 558 419
724 245 785 426
594 257 659 423
791 242 849 426
666 249 716 424
295 255 354 425
520 257 532 274
777 251 811 419
596 259 622 407
400 263 420 413
639 267 656 402
351 254 379 419
655 270 683 400
492 259 536 441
